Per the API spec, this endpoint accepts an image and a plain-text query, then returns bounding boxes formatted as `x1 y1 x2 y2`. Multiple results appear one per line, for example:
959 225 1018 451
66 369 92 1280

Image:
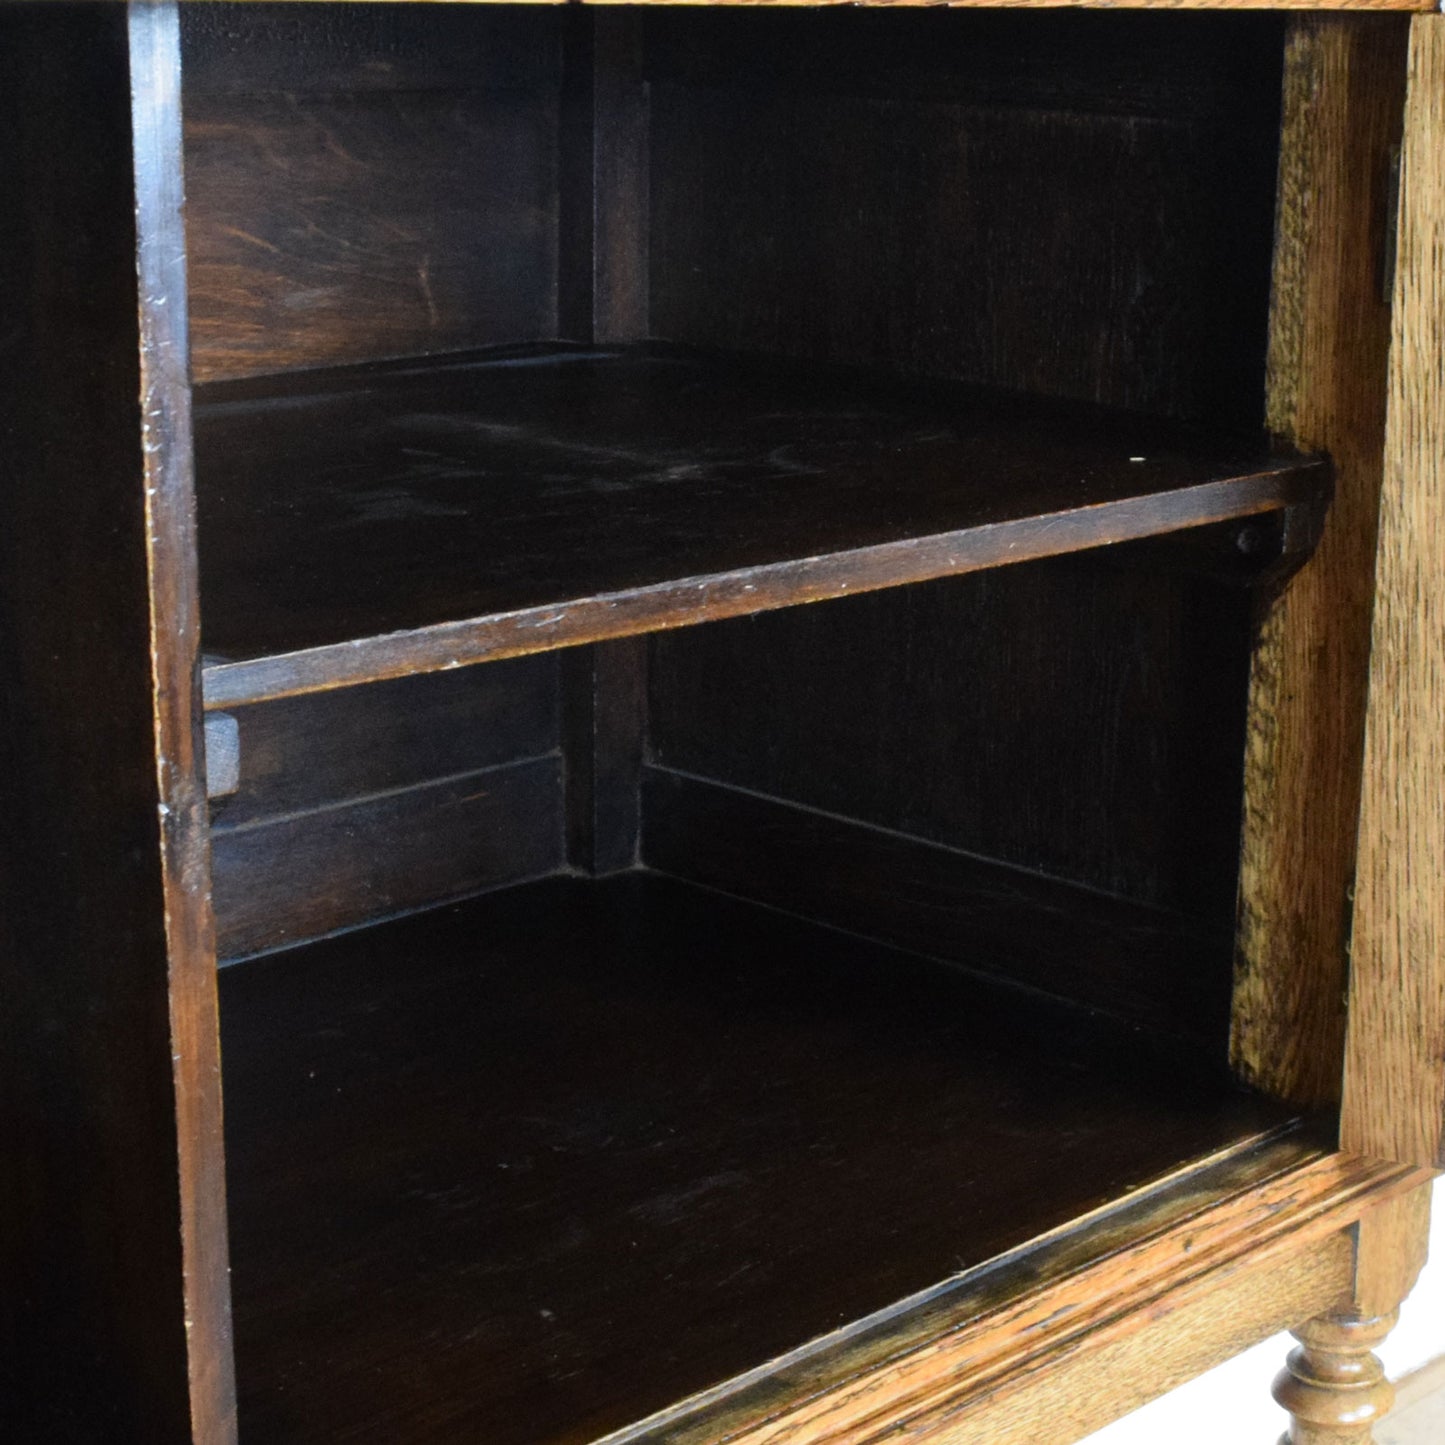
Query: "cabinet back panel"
211 660 563 961
645 563 1253 1035
642 771 1234 1042
649 568 1252 918
181 5 563 383
648 11 1284 423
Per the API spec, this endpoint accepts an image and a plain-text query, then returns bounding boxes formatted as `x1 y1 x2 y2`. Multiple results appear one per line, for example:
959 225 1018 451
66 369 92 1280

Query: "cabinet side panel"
1232 16 1408 1110
0 4 229 1440
1342 15 1445 1168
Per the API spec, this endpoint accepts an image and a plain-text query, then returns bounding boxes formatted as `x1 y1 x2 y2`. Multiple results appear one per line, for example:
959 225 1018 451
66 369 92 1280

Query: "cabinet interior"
182 6 1329 1442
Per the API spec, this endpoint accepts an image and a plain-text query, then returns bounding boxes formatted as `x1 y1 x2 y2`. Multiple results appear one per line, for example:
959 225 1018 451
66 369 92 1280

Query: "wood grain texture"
211 658 558 831
168 1 1434 10
642 769 1234 1041
182 6 562 381
649 11 1284 423
1232 15 1409 1110
1351 1183 1432 1318
889 1246 1354 1445
213 756 563 960
598 1 1425 9
647 567 1257 917
194 346 1326 710
220 871 1296 1445
180 4 560 97
564 639 647 874
209 660 562 956
630 1151 1431 1445
131 8 236 1435
1342 15 1445 1169
1274 1312 1398 1445
560 11 649 344
0 5 230 1439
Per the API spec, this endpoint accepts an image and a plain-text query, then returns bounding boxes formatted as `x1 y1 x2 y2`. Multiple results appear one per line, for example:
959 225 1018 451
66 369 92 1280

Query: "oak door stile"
1342 14 1445 1170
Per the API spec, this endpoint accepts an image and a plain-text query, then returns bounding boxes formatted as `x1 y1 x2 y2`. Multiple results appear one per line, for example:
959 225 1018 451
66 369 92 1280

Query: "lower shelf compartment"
219 872 1295 1445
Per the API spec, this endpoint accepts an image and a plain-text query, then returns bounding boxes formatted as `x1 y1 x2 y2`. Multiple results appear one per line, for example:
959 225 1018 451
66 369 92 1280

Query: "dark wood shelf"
220 871 1296 1445
195 345 1328 709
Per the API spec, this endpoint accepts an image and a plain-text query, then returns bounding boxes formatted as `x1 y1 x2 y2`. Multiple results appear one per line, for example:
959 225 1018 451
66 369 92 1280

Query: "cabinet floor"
220 871 1293 1445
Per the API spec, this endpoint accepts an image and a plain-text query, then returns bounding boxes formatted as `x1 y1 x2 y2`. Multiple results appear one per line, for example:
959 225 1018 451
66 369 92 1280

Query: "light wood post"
1232 16 1407 1109
1277 1186 1432 1445
1274 1313 1396 1445
1342 13 1445 1170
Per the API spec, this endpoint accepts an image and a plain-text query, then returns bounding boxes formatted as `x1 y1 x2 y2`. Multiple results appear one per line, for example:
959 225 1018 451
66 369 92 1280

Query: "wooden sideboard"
1 3 1440 1443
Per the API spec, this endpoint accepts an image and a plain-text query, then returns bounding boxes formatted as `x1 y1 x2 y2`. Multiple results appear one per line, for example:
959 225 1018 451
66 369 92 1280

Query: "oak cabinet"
1 4 1440 1444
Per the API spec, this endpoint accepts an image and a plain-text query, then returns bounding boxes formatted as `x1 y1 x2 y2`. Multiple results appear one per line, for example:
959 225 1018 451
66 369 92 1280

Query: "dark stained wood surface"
180 4 560 98
557 11 651 345
181 6 563 383
211 656 559 832
619 1 1426 14
641 769 1235 1041
563 639 648 875
195 345 1327 709
644 10 1287 120
213 757 564 962
647 11 1284 425
220 872 1292 1445
208 657 563 959
647 564 1256 918
0 5 230 1440
131 8 237 1436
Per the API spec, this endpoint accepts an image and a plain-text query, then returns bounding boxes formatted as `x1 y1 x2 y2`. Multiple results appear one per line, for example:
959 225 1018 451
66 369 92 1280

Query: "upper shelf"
196 344 1328 710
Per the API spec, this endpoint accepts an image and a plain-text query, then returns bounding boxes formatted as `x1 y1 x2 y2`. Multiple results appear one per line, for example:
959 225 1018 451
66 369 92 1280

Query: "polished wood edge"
199 2 1436 13
131 3 236 1438
612 1149 1431 1445
1273 1311 1398 1445
201 465 1323 711
595 1 1431 8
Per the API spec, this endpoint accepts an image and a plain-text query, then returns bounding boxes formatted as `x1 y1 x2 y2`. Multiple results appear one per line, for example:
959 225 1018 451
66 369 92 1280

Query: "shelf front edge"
202 461 1325 710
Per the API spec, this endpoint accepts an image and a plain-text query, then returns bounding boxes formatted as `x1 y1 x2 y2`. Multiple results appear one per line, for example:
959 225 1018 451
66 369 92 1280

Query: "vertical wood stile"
560 10 650 875
131 1 237 1437
559 8 649 344
0 1 234 1438
591 9 649 343
1342 15 1445 1169
1233 16 1408 1109
565 638 649 876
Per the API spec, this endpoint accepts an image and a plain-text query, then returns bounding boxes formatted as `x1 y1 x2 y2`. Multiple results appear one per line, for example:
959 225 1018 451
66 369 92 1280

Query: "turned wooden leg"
1273 1312 1398 1445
